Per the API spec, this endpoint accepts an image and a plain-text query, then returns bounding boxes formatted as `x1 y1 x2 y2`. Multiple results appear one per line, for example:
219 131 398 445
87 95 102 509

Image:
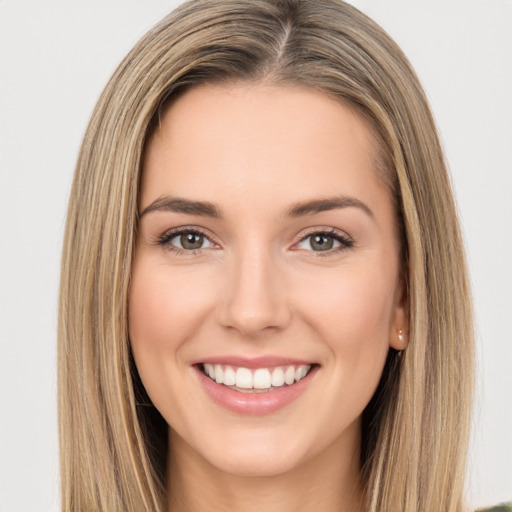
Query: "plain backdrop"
0 1 511 510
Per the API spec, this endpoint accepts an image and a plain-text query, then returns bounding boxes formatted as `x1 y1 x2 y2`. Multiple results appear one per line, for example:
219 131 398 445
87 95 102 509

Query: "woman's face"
129 83 407 477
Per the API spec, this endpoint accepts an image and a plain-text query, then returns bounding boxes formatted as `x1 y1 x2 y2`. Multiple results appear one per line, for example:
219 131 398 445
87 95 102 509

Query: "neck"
166 421 365 512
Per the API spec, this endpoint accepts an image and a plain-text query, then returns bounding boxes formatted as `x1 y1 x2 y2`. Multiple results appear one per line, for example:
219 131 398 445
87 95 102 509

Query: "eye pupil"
180 233 203 250
311 234 334 251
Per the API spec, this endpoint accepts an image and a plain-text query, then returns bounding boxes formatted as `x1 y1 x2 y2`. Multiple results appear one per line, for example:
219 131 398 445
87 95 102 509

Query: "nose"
217 246 292 338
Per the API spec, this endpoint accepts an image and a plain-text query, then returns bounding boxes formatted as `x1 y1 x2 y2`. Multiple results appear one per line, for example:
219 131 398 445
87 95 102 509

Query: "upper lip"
192 355 316 369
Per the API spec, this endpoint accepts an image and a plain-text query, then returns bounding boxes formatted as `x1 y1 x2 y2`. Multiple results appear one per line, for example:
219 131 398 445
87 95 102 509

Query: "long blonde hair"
58 1 474 510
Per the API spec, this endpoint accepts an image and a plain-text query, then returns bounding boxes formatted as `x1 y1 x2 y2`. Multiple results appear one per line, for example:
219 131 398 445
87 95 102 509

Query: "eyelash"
156 226 354 257
156 226 215 256
296 227 354 257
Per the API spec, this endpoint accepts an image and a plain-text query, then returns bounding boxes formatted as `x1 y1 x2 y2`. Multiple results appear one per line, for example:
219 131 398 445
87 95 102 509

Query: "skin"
129 83 408 512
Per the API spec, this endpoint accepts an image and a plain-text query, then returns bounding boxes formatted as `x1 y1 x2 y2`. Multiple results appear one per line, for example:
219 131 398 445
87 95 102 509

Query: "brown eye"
180 232 204 250
158 228 216 253
295 229 353 254
310 234 334 251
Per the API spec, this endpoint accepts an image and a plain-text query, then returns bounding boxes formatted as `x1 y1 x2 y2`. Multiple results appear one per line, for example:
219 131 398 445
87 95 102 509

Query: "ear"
389 273 409 351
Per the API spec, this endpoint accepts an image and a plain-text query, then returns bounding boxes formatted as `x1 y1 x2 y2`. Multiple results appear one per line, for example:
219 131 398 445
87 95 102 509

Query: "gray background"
1 1 511 510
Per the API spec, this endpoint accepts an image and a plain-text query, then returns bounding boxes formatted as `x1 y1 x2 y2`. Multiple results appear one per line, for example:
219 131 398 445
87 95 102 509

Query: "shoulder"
476 503 512 512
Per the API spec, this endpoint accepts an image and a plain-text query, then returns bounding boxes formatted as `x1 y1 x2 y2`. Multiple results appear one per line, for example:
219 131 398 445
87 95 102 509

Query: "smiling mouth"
199 363 315 393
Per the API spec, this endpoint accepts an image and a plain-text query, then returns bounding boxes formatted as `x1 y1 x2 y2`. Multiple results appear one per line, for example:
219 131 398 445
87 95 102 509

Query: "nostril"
217 298 292 336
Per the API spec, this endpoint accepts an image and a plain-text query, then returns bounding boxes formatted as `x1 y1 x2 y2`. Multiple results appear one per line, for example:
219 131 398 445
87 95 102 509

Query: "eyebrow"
139 195 374 220
283 196 374 219
139 196 222 218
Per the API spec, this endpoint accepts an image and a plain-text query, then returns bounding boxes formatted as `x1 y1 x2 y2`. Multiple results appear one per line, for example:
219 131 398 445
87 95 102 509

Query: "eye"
295 229 353 254
158 228 217 254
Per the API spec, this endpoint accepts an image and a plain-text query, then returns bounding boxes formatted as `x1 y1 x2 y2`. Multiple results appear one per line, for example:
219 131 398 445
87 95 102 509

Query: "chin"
175 423 311 478
205 446 306 478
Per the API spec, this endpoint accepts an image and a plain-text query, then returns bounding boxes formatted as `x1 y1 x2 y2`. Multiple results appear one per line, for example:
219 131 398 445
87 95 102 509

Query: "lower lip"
194 365 318 415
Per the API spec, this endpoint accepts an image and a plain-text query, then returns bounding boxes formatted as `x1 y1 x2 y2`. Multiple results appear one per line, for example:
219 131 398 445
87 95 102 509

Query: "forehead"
141 83 390 220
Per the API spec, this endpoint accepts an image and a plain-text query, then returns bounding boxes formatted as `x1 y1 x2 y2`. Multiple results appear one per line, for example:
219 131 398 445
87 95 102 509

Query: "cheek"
300 265 396 346
128 260 217 412
296 264 396 398
129 262 214 351
128 260 219 425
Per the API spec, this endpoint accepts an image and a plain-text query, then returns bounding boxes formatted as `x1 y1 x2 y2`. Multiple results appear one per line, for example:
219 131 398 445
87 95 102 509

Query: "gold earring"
398 329 405 344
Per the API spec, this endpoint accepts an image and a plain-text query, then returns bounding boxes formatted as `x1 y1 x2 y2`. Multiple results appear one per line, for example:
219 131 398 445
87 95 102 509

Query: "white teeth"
295 365 308 382
271 367 285 387
235 367 253 389
223 366 236 386
253 368 272 389
204 363 215 380
214 364 224 384
202 363 312 390
284 366 295 385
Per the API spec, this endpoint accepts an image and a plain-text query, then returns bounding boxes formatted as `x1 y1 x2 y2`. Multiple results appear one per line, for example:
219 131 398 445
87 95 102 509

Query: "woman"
58 0 477 510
